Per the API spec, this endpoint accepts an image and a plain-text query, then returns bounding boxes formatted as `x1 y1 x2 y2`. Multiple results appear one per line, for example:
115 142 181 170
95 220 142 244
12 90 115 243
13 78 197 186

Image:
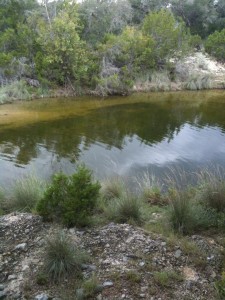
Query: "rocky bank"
0 213 224 299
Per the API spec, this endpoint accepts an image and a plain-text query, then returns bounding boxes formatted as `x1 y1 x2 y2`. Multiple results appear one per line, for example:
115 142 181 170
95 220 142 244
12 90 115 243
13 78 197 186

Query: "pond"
0 90 225 187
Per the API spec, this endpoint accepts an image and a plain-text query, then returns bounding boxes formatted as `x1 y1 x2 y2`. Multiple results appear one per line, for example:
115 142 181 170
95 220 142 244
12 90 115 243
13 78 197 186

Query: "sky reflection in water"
0 92 225 186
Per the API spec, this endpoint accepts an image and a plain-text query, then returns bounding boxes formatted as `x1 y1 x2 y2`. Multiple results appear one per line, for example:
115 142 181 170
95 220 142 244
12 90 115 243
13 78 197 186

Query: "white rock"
15 243 27 251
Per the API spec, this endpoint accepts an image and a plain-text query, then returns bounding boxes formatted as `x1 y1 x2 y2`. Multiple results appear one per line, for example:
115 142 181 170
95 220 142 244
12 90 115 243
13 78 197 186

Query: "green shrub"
37 166 101 227
44 231 88 282
2 174 45 213
105 192 144 224
205 29 225 62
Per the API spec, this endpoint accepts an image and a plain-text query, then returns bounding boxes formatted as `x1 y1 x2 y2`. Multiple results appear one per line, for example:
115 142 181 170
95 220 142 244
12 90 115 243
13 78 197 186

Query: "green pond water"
0 91 225 187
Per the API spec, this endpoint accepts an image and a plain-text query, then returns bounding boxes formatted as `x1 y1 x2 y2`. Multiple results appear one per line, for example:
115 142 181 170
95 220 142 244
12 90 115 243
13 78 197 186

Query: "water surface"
1 91 225 186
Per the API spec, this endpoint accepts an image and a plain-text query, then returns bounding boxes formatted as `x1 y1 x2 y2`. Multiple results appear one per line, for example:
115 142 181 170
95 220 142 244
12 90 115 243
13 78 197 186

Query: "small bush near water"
37 166 101 227
44 231 88 282
0 80 31 104
0 174 45 213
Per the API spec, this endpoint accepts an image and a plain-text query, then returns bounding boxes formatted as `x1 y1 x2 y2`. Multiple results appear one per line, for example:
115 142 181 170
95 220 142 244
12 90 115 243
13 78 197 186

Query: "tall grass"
101 177 126 201
185 74 212 90
168 189 195 234
136 173 167 206
105 191 144 224
150 71 172 92
44 231 89 281
196 169 225 212
0 80 31 103
5 174 45 213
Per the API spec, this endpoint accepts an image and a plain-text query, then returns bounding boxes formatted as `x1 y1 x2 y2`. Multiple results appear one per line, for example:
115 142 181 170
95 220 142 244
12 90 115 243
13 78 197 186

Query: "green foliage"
205 29 225 62
142 9 191 67
37 166 100 227
1 174 45 213
97 26 155 95
44 231 88 281
79 0 132 46
35 1 92 86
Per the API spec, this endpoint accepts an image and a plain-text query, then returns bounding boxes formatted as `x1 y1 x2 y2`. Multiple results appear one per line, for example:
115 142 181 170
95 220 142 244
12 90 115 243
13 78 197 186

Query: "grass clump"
44 231 88 282
125 270 142 283
37 165 101 227
0 80 31 104
185 74 212 90
105 192 144 224
101 177 126 201
36 272 48 286
79 276 102 299
137 173 167 206
153 270 183 287
197 171 225 213
215 271 225 299
1 174 45 213
168 189 196 234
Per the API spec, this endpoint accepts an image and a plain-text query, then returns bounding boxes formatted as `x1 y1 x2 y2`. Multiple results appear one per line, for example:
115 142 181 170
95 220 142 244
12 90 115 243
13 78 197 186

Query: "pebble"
34 293 49 300
15 243 27 251
103 281 114 288
174 249 182 258
0 286 4 292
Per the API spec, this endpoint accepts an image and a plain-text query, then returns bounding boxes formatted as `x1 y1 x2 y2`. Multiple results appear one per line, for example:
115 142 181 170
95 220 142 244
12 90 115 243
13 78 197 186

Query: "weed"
81 276 102 298
101 177 126 201
105 192 144 224
125 270 142 283
4 174 45 213
215 271 225 299
167 189 195 234
0 80 31 104
44 231 89 281
197 170 225 213
185 74 212 90
150 71 172 92
136 173 167 206
36 272 48 285
153 270 183 287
